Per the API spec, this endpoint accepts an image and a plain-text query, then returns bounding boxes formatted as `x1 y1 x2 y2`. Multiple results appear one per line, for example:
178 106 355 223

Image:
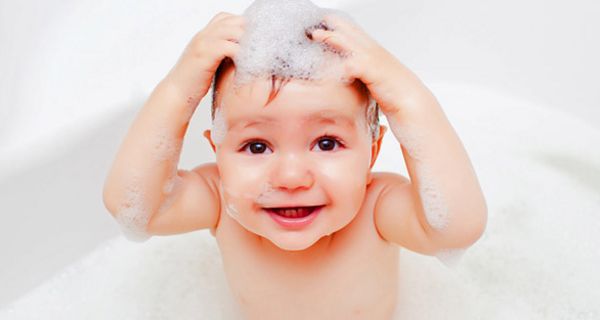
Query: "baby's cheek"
218 154 266 191
318 156 369 200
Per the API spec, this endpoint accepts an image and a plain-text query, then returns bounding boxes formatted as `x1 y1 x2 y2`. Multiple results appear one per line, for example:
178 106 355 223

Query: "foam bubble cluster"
434 247 467 268
233 0 351 86
152 128 180 161
115 176 152 242
386 116 449 230
212 0 382 142
417 166 450 230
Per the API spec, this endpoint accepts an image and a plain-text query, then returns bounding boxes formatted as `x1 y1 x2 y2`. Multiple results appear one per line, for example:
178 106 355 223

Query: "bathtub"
1 0 599 319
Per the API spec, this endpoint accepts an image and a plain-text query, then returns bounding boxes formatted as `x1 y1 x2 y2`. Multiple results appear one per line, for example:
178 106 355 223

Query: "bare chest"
213 196 400 319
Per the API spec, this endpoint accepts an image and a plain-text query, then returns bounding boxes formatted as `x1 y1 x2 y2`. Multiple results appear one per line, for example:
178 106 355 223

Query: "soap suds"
212 0 382 143
115 161 182 241
162 173 182 195
217 180 256 221
387 116 449 230
435 247 467 269
233 0 353 88
115 175 152 242
387 116 425 161
417 165 450 230
152 126 181 162
157 174 183 216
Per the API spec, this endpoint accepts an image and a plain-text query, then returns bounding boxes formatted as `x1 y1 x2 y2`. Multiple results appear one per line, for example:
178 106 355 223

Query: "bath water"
1 82 599 319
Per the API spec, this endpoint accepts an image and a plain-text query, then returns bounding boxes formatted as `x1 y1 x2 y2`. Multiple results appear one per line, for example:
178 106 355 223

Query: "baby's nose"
271 153 314 191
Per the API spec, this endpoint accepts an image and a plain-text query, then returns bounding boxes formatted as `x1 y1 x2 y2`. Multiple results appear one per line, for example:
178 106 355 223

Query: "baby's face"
205 68 381 251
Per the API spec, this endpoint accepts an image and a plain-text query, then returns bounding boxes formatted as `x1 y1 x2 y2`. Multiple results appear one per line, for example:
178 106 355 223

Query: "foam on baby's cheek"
387 116 449 231
211 105 228 145
233 0 351 87
255 182 279 207
218 181 280 222
217 180 259 221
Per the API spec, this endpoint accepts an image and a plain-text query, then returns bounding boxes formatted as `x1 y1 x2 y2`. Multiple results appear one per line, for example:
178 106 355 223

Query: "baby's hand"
308 14 424 116
165 12 246 103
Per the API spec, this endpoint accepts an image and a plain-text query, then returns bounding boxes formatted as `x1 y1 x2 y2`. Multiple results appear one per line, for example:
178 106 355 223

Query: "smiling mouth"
264 206 324 218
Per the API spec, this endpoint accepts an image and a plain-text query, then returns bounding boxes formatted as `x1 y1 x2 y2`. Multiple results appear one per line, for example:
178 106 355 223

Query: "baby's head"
202 0 387 251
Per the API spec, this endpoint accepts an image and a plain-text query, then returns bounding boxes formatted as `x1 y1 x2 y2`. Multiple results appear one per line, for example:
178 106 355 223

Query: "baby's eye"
242 141 272 154
314 136 343 152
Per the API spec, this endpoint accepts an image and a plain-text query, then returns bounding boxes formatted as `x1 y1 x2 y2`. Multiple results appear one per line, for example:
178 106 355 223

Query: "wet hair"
210 57 381 141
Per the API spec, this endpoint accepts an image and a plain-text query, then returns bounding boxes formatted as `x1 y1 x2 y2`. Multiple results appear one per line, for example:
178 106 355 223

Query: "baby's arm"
374 91 488 255
102 12 245 240
309 14 487 255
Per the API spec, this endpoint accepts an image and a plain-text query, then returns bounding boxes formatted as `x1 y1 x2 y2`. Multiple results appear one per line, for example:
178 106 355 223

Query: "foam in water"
434 247 467 269
3 83 600 319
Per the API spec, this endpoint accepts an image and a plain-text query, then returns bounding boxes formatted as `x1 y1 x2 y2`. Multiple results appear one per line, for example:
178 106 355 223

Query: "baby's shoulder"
367 171 411 193
191 162 220 188
362 171 411 212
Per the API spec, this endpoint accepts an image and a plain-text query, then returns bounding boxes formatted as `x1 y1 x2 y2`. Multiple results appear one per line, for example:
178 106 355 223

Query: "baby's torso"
210 178 400 320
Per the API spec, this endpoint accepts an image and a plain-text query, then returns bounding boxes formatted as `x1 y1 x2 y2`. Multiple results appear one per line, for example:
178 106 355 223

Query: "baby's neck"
259 233 334 261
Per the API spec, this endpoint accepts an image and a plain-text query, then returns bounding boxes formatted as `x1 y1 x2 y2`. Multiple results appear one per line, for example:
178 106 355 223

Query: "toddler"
103 1 487 318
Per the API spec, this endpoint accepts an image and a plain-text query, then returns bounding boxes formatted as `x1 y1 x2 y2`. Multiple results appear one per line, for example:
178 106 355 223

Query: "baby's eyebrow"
230 111 357 130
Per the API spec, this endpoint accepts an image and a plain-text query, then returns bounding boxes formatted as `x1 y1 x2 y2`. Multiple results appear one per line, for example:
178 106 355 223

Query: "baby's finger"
310 29 350 55
215 26 245 43
218 39 241 60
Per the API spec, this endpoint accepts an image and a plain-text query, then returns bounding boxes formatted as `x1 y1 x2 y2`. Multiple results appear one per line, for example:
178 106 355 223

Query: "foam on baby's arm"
103 81 195 241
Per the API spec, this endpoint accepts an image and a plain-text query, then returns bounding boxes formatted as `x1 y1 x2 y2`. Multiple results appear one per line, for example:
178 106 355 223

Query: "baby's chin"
257 226 334 252
267 233 324 252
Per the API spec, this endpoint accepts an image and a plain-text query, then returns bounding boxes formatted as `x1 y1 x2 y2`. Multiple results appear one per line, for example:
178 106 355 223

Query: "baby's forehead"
218 70 369 107
227 109 361 131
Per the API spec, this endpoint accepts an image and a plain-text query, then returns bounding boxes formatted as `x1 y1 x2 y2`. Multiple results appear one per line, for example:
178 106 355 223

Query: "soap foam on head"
212 0 381 142
233 0 352 87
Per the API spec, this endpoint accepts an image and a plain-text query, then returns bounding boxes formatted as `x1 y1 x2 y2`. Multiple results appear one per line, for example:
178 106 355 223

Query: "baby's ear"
369 125 387 169
203 129 217 153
